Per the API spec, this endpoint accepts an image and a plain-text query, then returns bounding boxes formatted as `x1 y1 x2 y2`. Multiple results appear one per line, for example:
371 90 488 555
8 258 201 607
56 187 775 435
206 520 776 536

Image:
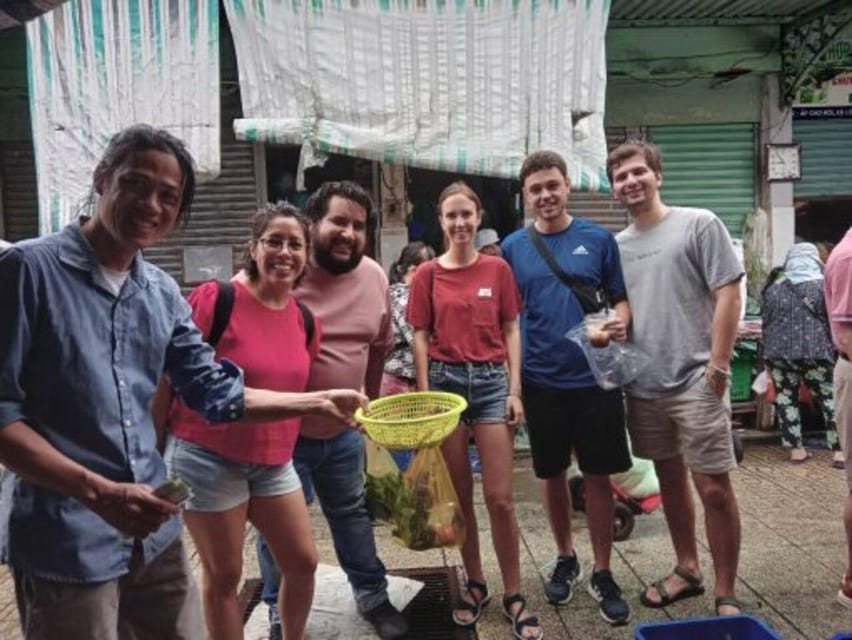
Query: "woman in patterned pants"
762 243 841 466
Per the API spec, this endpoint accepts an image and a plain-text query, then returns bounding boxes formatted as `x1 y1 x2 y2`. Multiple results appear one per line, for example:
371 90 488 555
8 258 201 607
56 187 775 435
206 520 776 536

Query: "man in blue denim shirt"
0 126 366 640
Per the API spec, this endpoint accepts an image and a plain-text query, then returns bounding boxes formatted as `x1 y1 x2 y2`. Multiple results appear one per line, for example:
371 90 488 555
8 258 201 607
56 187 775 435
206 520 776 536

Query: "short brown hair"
436 181 482 216
304 180 376 225
519 150 567 188
606 140 663 184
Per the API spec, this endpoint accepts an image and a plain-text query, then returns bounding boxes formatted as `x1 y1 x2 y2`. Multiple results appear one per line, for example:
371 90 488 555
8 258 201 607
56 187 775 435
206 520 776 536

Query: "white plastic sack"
611 454 659 500
751 369 770 395
243 563 423 640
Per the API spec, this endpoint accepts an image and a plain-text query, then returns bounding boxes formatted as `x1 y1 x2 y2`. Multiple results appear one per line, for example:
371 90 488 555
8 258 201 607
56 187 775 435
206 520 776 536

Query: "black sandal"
451 578 491 628
501 593 543 640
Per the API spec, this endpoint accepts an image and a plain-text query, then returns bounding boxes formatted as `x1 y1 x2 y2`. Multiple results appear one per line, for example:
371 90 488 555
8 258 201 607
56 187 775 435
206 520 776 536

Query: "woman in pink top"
407 182 541 640
157 203 320 640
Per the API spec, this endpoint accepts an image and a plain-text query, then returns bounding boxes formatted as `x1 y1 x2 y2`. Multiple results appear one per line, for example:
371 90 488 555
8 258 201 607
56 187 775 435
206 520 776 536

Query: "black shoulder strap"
208 280 235 348
295 298 315 347
525 225 607 313
208 280 315 348
781 279 831 328
526 225 579 289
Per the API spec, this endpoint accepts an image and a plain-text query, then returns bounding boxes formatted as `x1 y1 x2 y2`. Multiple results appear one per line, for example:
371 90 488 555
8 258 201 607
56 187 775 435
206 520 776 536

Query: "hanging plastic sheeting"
27 0 221 235
227 0 611 191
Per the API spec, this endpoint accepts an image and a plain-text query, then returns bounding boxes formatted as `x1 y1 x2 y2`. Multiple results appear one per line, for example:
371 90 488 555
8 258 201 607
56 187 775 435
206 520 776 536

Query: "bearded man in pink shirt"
256 181 407 640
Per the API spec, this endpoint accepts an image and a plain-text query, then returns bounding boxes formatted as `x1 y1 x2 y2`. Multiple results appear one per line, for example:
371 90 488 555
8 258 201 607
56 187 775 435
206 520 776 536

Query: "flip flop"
714 595 746 616
790 452 813 464
639 566 705 609
452 578 491 628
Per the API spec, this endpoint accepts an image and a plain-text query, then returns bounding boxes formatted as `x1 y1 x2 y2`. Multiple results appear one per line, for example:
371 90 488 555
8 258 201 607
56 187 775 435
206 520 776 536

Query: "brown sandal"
639 566 705 608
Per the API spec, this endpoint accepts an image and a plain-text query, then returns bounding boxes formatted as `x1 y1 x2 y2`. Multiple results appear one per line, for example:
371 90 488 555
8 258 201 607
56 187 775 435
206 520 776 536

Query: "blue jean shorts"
428 361 509 425
164 437 302 512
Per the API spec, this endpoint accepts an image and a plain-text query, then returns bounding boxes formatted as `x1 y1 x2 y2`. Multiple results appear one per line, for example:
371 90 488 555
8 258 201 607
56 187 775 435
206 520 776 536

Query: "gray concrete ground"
1 441 851 639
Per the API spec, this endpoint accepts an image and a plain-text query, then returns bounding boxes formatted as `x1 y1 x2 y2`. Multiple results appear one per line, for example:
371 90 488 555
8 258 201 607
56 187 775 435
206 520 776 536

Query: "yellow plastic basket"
355 391 467 449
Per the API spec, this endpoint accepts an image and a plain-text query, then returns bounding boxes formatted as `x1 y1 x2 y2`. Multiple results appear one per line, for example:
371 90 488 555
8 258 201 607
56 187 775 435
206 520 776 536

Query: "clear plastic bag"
364 441 466 551
565 311 652 390
364 439 404 523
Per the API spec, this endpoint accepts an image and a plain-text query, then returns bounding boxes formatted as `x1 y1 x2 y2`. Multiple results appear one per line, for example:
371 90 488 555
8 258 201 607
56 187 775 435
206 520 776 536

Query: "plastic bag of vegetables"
364 438 403 523
364 440 465 551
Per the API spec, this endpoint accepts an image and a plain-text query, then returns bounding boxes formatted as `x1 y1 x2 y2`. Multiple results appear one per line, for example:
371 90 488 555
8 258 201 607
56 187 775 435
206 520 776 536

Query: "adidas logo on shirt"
572 245 589 255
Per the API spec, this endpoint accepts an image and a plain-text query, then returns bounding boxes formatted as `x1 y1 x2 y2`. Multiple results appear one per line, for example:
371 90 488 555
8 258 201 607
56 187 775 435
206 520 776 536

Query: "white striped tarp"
226 0 611 191
27 0 220 235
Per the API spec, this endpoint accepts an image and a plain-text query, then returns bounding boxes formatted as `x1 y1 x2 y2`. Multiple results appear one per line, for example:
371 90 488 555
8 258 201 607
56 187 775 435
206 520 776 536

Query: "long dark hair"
388 241 435 284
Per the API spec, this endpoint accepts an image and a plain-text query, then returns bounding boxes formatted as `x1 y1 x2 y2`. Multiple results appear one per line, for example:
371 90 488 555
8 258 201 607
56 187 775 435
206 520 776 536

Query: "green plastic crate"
730 351 755 402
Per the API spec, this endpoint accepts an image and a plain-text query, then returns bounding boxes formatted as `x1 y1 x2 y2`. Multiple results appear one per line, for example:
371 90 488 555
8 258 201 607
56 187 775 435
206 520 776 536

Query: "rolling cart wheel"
568 475 586 513
613 501 635 542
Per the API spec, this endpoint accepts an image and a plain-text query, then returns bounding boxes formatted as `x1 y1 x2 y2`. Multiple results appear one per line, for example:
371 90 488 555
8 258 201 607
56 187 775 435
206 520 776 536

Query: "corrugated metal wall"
794 118 852 198
648 123 756 237
1 142 38 242
570 127 631 233
143 19 259 291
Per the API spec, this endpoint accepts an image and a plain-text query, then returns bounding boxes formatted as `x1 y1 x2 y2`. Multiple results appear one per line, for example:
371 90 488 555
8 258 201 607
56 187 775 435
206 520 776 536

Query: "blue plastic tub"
828 634 852 640
634 615 782 640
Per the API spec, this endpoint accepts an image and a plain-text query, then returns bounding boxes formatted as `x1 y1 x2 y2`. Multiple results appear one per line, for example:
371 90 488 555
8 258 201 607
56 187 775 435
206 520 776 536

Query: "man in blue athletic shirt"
502 150 633 626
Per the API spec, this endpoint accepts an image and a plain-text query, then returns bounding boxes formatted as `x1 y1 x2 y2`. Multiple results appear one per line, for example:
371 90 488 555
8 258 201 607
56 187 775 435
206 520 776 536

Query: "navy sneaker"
587 569 630 625
544 553 583 604
363 599 409 640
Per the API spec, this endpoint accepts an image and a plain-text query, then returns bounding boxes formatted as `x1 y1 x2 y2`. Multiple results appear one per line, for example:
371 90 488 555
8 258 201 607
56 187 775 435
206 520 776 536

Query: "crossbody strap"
525 225 607 312
781 279 833 343
526 225 578 288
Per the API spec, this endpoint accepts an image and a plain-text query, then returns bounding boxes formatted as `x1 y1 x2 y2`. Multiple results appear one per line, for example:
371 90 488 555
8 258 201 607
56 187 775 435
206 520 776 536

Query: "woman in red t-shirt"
158 203 320 640
408 183 541 640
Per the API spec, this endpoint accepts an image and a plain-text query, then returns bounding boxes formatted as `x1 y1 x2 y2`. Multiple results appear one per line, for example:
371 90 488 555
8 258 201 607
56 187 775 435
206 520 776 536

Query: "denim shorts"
164 437 302 512
428 361 508 425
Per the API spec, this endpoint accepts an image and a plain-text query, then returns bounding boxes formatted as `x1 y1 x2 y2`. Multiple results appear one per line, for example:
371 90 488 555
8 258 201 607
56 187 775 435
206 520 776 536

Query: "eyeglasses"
258 237 289 252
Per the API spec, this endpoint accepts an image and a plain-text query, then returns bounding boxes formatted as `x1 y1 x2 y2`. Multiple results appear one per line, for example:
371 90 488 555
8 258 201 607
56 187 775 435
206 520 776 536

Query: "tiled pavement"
1 442 851 639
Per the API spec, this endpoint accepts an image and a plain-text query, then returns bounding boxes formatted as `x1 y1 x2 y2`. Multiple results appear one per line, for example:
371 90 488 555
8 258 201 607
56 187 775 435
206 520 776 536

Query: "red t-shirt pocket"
471 291 497 328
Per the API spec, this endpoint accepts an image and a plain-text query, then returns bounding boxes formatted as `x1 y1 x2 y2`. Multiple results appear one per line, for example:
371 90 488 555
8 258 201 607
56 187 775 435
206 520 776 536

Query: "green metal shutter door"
649 124 756 237
1 142 38 242
794 119 852 198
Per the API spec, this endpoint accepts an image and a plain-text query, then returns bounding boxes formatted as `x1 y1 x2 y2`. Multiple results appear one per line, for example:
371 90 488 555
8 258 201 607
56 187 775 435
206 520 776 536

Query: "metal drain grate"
239 567 476 639
239 578 263 625
388 566 477 640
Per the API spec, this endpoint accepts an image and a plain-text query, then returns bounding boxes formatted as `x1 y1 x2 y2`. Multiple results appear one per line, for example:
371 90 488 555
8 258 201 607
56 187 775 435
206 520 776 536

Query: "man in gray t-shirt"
608 140 744 618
